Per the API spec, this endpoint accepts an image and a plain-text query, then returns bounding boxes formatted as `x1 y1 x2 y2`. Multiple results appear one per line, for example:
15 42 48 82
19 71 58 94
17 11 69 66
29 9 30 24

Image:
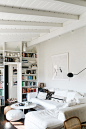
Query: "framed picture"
13 66 17 75
13 77 17 86
51 53 68 80
38 83 44 88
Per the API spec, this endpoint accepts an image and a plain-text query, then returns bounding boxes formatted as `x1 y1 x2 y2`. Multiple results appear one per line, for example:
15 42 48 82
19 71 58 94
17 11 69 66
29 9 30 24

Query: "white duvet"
30 98 64 109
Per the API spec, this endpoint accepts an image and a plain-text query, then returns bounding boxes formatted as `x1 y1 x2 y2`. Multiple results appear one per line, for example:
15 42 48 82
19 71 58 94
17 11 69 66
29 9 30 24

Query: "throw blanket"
58 104 86 123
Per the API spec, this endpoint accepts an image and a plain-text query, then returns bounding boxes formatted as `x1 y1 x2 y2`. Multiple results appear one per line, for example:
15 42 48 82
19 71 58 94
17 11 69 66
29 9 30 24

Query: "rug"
10 121 25 129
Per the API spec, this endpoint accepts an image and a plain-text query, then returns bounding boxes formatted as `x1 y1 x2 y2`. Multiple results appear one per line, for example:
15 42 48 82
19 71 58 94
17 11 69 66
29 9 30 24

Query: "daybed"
25 89 86 129
25 104 86 129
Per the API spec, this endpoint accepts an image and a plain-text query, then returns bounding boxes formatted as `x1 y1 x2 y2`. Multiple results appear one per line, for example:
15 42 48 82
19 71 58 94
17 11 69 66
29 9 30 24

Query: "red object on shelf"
34 89 36 92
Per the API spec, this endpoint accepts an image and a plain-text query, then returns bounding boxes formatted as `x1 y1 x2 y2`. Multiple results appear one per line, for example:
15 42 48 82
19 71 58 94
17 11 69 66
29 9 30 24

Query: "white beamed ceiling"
0 0 86 44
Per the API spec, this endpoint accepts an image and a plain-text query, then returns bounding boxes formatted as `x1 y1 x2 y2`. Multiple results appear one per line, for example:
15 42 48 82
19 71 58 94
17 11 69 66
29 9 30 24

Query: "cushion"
63 99 77 108
74 92 83 99
6 110 23 121
66 91 76 102
77 97 86 104
74 92 83 103
46 91 54 100
37 92 47 100
54 90 68 97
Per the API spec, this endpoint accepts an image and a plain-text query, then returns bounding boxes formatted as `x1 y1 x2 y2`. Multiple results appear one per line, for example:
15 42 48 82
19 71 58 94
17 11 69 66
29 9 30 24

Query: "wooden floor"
0 106 24 129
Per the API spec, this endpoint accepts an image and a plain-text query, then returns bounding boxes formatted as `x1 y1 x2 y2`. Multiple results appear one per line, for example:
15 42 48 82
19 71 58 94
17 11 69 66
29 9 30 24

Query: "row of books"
0 90 3 96
22 75 36 80
26 70 36 74
22 53 37 58
22 88 36 93
0 82 3 88
22 59 28 63
22 81 36 86
0 98 4 106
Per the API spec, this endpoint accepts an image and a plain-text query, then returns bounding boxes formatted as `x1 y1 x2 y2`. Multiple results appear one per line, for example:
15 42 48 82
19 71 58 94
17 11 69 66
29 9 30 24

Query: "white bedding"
25 109 63 129
25 104 86 129
30 98 64 109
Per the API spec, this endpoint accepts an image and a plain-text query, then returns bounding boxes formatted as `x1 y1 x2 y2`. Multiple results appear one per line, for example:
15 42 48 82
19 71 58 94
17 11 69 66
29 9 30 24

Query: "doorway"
5 65 9 104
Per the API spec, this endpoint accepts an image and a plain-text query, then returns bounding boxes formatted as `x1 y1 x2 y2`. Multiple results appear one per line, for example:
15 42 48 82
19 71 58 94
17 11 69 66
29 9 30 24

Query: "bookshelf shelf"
22 74 37 76
22 86 37 88
21 43 38 102
0 67 4 106
5 56 20 58
4 50 20 53
22 80 37 81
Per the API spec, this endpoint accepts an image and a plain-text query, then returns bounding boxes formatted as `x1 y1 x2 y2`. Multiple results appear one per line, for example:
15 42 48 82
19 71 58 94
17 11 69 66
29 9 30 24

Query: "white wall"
38 27 86 93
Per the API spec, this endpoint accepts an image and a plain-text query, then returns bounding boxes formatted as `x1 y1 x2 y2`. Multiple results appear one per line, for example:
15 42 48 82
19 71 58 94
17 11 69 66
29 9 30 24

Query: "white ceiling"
0 0 86 44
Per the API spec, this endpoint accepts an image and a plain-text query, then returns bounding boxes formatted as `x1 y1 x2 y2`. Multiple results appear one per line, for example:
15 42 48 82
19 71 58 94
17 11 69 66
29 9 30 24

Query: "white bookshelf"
0 67 4 106
0 42 38 104
22 43 38 102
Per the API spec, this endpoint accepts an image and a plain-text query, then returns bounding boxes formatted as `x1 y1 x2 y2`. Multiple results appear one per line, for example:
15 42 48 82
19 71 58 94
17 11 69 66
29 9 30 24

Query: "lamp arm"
74 68 86 75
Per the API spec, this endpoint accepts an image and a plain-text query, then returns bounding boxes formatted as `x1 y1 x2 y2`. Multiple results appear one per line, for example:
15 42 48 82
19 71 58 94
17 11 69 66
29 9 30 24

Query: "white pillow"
66 91 76 102
74 92 83 99
77 97 86 104
74 92 83 103
62 99 77 108
55 90 68 97
37 92 47 100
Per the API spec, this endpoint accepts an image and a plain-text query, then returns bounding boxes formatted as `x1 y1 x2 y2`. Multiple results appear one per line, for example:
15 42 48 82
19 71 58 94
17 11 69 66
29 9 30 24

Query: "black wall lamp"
67 68 86 77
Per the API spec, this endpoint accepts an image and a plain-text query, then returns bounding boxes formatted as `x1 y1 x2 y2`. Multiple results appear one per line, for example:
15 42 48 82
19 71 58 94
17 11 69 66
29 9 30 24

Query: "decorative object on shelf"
67 68 86 77
17 53 20 57
38 83 44 88
5 52 6 56
32 64 37 69
10 53 13 56
15 54 17 57
22 52 37 58
7 53 10 56
13 53 15 56
51 53 68 80
15 46 20 51
15 58 20 62
23 43 26 52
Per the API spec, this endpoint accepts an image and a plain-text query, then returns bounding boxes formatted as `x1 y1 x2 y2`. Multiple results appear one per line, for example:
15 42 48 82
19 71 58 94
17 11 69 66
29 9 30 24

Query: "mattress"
30 98 64 109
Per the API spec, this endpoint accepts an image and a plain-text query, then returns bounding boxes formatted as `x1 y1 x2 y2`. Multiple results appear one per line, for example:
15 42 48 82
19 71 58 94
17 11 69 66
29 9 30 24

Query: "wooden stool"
4 106 13 115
